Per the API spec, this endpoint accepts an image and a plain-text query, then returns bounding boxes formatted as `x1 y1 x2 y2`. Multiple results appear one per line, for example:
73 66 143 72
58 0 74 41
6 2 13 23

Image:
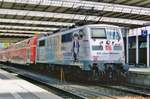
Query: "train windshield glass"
91 28 106 39
106 28 120 40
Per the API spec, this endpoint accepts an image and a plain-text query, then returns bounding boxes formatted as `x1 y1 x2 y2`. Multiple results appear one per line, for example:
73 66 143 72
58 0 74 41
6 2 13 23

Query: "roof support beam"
0 9 149 25
1 0 150 16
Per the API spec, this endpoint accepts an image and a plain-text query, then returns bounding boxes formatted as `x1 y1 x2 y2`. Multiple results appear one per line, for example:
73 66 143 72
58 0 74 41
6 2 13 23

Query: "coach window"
39 40 45 47
62 32 73 43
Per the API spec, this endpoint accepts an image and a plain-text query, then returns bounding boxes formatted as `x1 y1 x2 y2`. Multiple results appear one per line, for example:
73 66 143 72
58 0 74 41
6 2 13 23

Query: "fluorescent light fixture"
0 25 58 31
0 33 34 36
0 18 74 26
0 29 48 34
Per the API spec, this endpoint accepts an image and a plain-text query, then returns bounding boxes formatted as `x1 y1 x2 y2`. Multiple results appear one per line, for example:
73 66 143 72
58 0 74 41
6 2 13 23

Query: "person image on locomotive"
105 40 112 51
72 33 80 62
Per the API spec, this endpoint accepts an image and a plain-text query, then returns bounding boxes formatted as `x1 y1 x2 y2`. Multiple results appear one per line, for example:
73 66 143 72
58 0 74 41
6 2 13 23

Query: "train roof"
83 24 119 28
38 24 120 41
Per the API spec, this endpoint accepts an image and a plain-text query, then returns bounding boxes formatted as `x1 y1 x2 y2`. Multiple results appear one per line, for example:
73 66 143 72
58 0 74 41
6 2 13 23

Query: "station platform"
128 68 150 87
129 68 150 74
0 69 62 99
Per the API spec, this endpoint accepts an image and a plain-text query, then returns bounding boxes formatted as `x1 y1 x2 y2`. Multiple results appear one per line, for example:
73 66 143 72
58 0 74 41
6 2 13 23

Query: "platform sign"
141 29 148 37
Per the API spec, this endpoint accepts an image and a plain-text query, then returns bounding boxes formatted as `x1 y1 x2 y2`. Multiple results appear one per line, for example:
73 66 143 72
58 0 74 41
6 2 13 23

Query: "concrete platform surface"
0 69 62 99
129 68 150 74
128 68 150 87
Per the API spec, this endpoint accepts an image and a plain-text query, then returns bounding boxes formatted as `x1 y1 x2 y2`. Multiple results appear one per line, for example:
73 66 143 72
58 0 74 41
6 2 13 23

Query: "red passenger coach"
29 35 37 64
0 35 37 65
0 49 9 62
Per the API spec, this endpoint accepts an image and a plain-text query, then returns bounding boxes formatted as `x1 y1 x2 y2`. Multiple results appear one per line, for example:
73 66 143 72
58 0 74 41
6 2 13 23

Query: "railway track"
0 64 150 99
93 83 150 97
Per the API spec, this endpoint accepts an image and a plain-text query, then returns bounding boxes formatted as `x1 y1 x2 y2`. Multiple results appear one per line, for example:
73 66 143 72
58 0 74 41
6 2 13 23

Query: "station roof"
0 0 150 37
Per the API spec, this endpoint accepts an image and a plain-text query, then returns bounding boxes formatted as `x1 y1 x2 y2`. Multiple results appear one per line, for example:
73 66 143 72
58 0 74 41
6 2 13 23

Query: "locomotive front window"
106 29 120 40
91 28 106 38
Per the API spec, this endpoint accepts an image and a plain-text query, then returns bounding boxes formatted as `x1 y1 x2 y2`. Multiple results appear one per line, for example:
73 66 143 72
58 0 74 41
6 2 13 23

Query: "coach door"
26 39 31 64
26 48 30 64
37 39 46 62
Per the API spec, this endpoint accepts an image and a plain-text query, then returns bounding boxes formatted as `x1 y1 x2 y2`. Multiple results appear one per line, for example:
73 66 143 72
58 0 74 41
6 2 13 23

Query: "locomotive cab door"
36 39 46 63
106 28 123 62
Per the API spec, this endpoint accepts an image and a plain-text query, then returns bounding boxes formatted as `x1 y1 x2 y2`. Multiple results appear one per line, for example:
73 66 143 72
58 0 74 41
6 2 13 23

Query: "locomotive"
0 24 128 81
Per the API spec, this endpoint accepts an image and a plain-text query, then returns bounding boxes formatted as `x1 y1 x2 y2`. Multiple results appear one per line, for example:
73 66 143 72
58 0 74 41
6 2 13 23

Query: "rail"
0 64 149 99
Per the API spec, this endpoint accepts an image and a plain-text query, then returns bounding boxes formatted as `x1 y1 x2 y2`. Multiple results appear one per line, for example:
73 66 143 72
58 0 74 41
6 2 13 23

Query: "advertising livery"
0 24 128 81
